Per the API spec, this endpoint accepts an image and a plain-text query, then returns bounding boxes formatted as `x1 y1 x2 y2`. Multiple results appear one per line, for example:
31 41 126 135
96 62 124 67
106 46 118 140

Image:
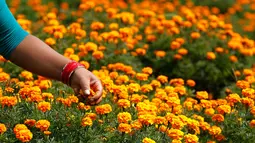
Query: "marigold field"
1 0 255 142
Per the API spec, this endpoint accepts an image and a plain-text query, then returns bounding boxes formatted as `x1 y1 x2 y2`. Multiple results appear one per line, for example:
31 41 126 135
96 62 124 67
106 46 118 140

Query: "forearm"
9 35 71 81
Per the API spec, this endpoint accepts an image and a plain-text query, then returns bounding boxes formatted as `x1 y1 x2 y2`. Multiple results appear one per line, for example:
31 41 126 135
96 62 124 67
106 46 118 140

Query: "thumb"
80 78 90 96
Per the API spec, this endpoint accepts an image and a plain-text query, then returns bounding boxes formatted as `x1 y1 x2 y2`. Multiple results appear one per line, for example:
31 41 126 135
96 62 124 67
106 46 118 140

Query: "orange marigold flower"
166 128 184 140
236 80 250 89
118 123 132 134
212 114 224 122
135 48 146 56
216 105 231 114
15 129 33 143
131 120 143 130
205 108 215 116
174 54 182 60
250 120 255 128
0 96 18 107
140 84 153 93
142 67 153 75
95 104 112 115
43 131 51 136
241 97 254 107
226 93 241 106
157 75 168 83
13 124 28 134
136 73 149 81
92 51 104 60
117 112 132 123
154 50 166 58
24 119 36 127
171 41 181 50
206 52 216 60
242 88 255 98
229 55 238 62
81 117 93 127
35 120 50 131
178 48 188 55
117 99 130 108
130 94 143 103
186 79 196 87
37 101 51 112
127 83 140 93
191 32 200 39
169 78 184 86
184 134 199 143
142 137 156 143
0 123 7 134
45 38 56 46
196 91 209 100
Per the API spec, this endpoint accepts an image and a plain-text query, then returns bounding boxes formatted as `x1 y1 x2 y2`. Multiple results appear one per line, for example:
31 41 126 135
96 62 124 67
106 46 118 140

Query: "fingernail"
84 89 90 95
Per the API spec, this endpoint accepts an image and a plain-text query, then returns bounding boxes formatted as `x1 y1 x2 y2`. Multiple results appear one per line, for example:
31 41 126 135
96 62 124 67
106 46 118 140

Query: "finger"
73 87 80 96
95 96 102 104
80 78 91 96
88 96 102 105
90 80 103 101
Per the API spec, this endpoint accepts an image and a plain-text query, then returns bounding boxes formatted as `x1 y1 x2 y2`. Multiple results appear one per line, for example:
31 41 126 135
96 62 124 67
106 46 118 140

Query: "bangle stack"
61 61 84 86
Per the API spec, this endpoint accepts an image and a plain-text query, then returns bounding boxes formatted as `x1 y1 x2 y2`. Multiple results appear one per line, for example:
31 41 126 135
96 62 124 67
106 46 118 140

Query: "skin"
9 35 103 105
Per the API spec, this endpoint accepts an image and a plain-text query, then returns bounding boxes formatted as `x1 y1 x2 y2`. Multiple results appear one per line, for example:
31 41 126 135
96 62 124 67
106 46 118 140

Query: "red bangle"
61 61 84 85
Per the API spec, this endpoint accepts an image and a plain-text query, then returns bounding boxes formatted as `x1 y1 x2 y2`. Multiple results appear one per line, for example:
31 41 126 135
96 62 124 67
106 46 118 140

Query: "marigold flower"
118 123 132 134
140 84 153 93
36 120 50 131
191 32 200 39
0 123 7 134
169 78 184 86
92 51 104 60
206 52 216 60
205 108 215 116
142 137 156 143
178 48 188 55
196 91 208 100
37 101 51 112
13 124 28 134
0 96 18 107
142 67 153 75
154 50 166 58
236 80 250 89
166 128 184 140
117 112 132 123
157 75 168 83
43 131 51 135
184 134 199 143
24 119 36 127
131 120 142 130
212 114 224 122
217 105 231 114
250 120 255 128
186 79 196 87
95 104 112 115
81 117 93 127
209 125 221 136
117 99 130 108
15 129 33 143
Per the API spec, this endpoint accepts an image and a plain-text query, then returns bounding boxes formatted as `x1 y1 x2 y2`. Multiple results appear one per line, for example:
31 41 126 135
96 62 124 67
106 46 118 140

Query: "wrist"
61 61 84 85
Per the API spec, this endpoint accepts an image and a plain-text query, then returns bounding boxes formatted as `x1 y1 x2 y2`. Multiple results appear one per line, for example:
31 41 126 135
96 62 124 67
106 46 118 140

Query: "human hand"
69 67 103 105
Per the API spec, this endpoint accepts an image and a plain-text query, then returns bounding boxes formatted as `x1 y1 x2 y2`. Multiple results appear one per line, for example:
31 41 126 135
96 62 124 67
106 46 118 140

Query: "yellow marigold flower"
250 106 255 115
226 93 241 106
81 117 93 127
85 113 97 121
154 116 166 125
191 32 200 39
242 88 255 98
79 61 90 69
215 47 224 53
236 80 250 89
92 51 104 60
117 99 130 109
117 112 132 123
37 101 51 112
196 91 208 100
53 31 64 39
24 119 36 127
95 104 112 115
174 86 186 96
36 120 50 131
166 128 184 140
15 129 33 143
0 123 7 134
0 72 10 82
142 137 156 143
212 114 224 122
209 125 221 136
216 105 231 114
128 83 140 93
84 42 98 52
136 73 149 81
118 123 131 134
206 52 216 60
200 99 212 108
184 134 199 143
45 38 56 46
13 124 28 134
138 114 156 125
204 108 215 116
109 23 119 30
20 71 33 80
